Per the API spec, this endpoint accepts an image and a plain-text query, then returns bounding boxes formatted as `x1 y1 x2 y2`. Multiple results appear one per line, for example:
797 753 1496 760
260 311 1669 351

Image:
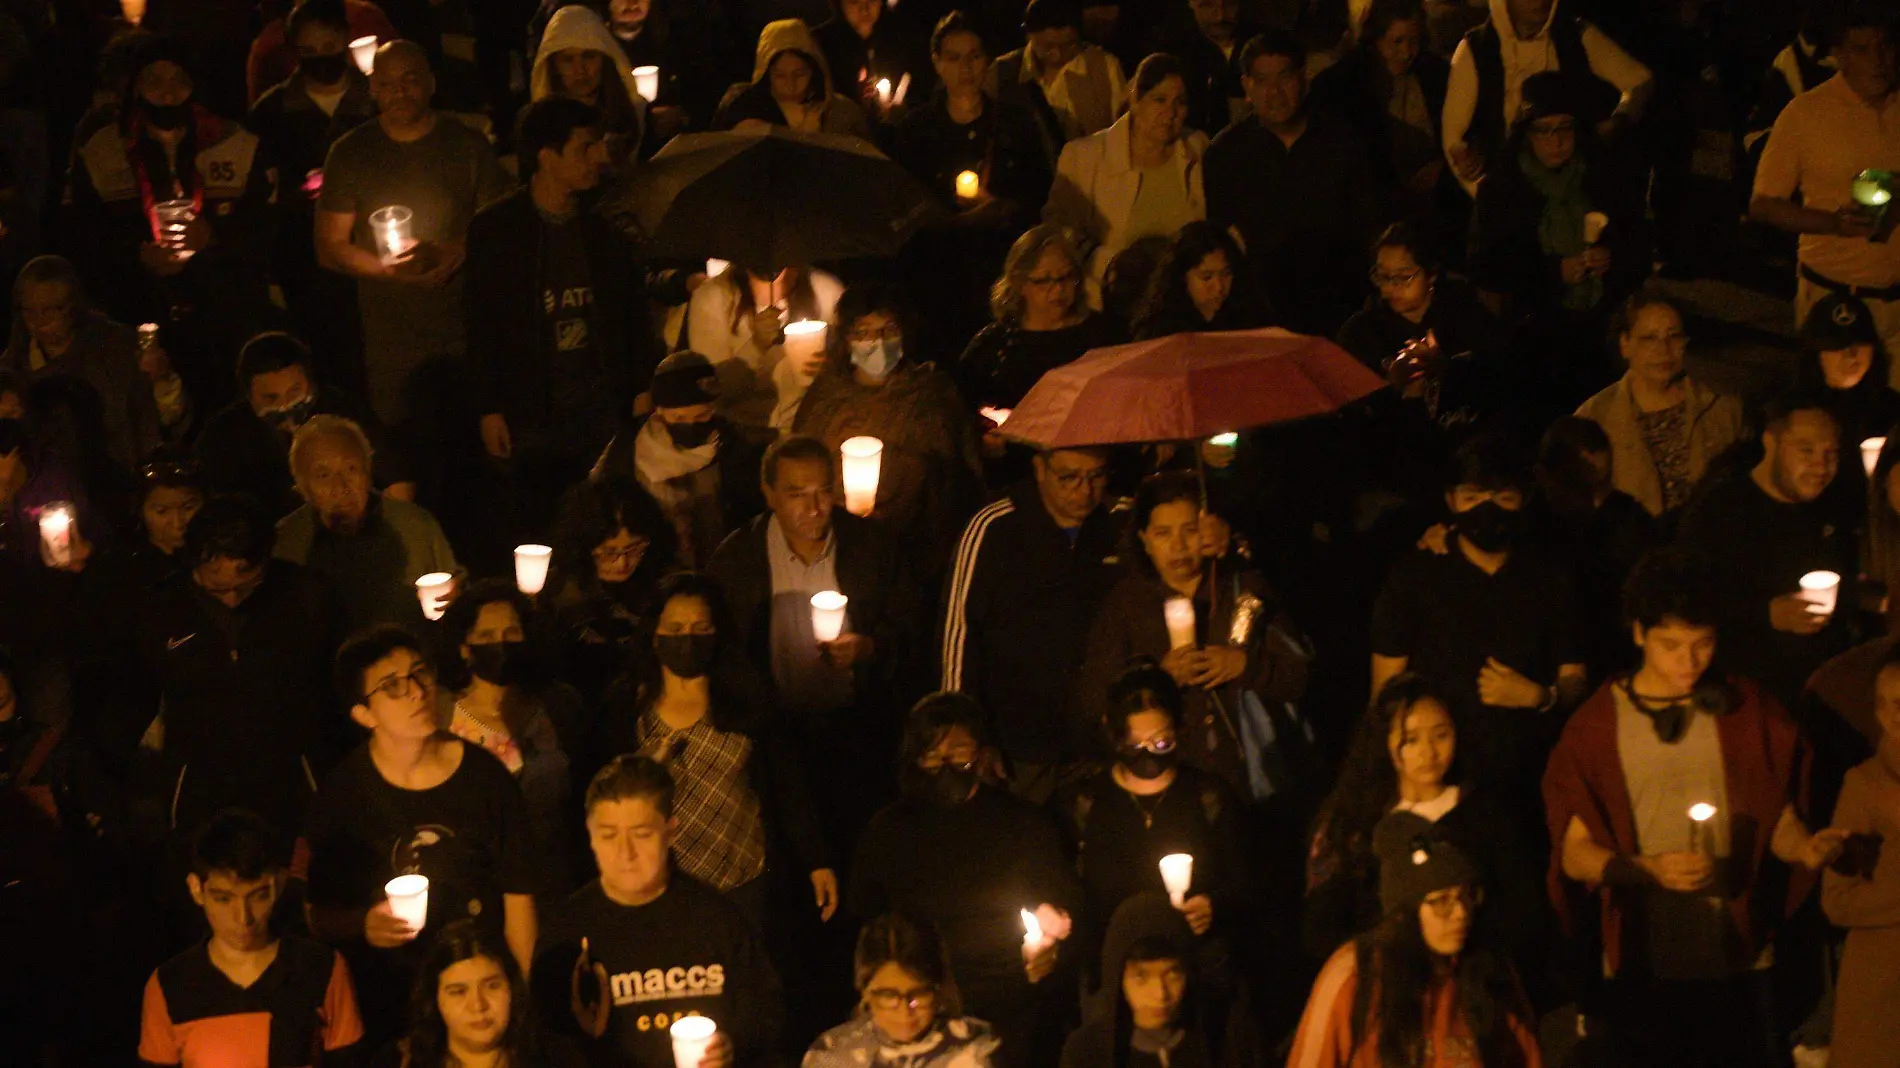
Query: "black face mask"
261 393 317 434
466 642 522 686
656 633 718 678
921 762 979 807
1118 745 1179 781
664 419 717 449
299 52 350 85
141 100 191 131
1455 500 1519 553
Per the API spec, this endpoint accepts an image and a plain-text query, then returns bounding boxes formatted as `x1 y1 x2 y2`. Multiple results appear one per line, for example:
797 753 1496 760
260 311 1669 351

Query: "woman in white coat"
1044 53 1206 311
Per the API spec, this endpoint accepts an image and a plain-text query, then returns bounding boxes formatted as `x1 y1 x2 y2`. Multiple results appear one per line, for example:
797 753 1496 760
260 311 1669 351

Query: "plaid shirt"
639 711 766 891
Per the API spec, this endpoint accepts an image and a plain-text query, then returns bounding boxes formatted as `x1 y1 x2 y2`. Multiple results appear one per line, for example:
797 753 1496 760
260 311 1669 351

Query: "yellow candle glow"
350 36 378 75
955 170 980 201
840 436 883 517
632 65 660 102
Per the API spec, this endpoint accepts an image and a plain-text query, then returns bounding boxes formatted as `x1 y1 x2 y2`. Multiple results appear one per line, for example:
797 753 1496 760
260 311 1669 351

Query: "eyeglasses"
140 457 201 483
1049 467 1110 491
1126 735 1178 754
593 539 651 564
848 324 904 343
365 664 435 702
919 755 978 773
1370 267 1424 288
1026 272 1079 288
866 985 938 1010
1528 119 1575 139
1422 886 1482 918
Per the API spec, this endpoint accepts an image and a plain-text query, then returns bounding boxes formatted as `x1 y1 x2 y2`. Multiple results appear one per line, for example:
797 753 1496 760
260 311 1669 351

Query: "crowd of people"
0 0 1897 1065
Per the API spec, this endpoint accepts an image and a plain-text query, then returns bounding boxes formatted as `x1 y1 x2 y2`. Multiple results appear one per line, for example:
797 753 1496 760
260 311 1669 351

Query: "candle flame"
1020 908 1042 942
1688 802 1716 823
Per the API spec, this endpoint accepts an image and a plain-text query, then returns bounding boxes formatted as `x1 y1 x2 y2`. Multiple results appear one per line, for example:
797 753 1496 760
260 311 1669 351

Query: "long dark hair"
402 920 539 1068
1348 0 1426 95
614 570 759 734
1130 222 1254 339
896 691 998 795
550 476 677 604
1310 674 1458 893
437 577 540 692
725 264 822 333
1350 906 1528 1068
825 280 924 373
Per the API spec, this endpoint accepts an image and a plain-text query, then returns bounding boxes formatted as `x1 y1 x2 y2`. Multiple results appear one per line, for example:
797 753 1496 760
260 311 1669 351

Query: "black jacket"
707 509 919 718
1308 46 1450 189
938 482 1123 763
1467 137 1649 316
596 414 770 556
196 388 397 517
464 188 659 455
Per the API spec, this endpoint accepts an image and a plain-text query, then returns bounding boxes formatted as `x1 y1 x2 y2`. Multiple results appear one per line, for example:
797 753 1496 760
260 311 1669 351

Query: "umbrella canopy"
607 126 941 267
999 328 1386 449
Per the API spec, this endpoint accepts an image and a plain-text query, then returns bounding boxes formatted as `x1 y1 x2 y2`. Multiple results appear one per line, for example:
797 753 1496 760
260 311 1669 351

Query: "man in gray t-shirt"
315 41 512 426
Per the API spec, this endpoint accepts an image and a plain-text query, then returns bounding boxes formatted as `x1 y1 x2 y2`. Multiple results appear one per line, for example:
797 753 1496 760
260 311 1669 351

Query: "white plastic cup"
385 874 429 929
514 544 552 596
1159 853 1194 908
1800 571 1841 619
840 436 883 517
810 590 848 643
1687 803 1717 856
416 572 454 621
1164 597 1196 650
1583 211 1609 245
368 205 415 263
1864 437 1886 479
875 77 893 108
351 36 378 75
783 320 829 375
121 0 146 25
633 65 660 102
706 258 729 278
669 1015 717 1068
38 502 74 568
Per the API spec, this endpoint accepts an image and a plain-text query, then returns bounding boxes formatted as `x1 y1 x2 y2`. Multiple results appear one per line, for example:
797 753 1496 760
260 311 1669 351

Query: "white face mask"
849 337 901 380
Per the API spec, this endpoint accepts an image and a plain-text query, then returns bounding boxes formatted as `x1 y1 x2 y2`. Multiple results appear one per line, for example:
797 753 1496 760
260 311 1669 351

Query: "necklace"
1130 786 1169 830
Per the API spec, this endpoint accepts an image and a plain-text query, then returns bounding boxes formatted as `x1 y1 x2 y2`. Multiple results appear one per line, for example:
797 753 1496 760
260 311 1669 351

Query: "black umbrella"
607 126 943 269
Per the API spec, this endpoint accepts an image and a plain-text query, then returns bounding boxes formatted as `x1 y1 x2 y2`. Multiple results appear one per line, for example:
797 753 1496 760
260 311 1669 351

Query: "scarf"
1131 1026 1186 1066
631 416 718 509
1519 150 1600 311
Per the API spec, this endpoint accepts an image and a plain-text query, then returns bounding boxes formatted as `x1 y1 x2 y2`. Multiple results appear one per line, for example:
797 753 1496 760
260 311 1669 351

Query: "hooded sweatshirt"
714 19 870 137
1442 0 1650 180
531 5 646 145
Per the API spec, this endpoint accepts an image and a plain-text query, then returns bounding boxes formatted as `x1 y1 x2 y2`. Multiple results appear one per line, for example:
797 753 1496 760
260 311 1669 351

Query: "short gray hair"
289 414 374 483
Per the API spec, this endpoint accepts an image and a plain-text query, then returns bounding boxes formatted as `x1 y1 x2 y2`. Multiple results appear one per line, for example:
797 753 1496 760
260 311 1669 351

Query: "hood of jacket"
1092 892 1199 1018
533 5 645 105
1488 0 1560 48
751 18 835 95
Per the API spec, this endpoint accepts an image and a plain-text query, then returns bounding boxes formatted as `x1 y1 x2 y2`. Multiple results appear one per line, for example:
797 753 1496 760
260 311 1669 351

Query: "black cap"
1516 71 1590 126
1375 811 1479 915
650 351 721 408
1802 293 1881 352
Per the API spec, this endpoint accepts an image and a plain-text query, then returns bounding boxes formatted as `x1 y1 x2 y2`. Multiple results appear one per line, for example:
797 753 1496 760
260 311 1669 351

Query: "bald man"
315 41 513 430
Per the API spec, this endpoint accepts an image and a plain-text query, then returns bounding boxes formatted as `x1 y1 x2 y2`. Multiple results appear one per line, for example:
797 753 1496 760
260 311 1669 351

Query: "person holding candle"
467 95 661 545
243 0 393 106
713 20 872 136
545 478 679 713
1544 547 1848 1068
307 625 541 1047
1676 391 1855 710
439 579 578 896
804 913 999 1068
593 352 769 570
381 918 585 1068
1791 294 1900 532
1573 289 1745 519
815 0 932 122
0 420 88 569
1286 816 1542 1068
274 414 461 633
850 693 1083 1068
940 443 1121 800
707 434 917 850
140 809 366 1068
534 754 782 1068
1045 52 1205 313
794 282 984 581
1077 472 1311 796
528 6 646 173
684 262 844 431
587 572 834 928
1752 10 1900 380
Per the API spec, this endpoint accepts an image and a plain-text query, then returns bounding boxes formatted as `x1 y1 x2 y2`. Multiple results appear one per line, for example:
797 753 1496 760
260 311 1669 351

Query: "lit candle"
1164 597 1196 650
1854 169 1894 208
350 36 378 76
138 322 160 352
1159 853 1194 908
810 590 848 643
1583 211 1609 245
153 199 196 255
1209 432 1238 448
1800 571 1841 619
415 572 454 621
38 502 74 568
669 1015 717 1068
1687 802 1717 856
368 205 415 264
1021 908 1047 955
876 77 893 108
121 0 146 24
514 544 552 596
385 873 429 929
783 320 829 375
955 169 980 202
633 64 660 102
706 258 729 278
979 406 1012 427
840 436 883 517
1864 437 1886 479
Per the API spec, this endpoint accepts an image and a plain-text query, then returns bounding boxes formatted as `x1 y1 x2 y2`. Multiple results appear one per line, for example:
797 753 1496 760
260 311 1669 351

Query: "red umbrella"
997 328 1386 449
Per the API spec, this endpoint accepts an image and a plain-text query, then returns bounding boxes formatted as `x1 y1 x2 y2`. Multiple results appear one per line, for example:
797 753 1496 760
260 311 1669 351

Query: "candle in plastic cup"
633 65 660 102
1865 437 1886 479
368 205 415 263
39 502 74 568
1583 211 1608 245
1159 853 1194 908
1021 908 1045 952
979 406 1012 427
514 544 552 596
351 36 378 75
385 874 429 929
1800 571 1841 618
1687 802 1717 855
121 0 146 24
876 77 893 108
154 199 196 255
670 1015 717 1068
415 572 454 621
706 258 729 278
955 170 980 201
840 436 883 517
810 590 848 643
139 322 160 352
1164 597 1196 650
1854 170 1894 208
1209 432 1238 448
783 320 828 375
